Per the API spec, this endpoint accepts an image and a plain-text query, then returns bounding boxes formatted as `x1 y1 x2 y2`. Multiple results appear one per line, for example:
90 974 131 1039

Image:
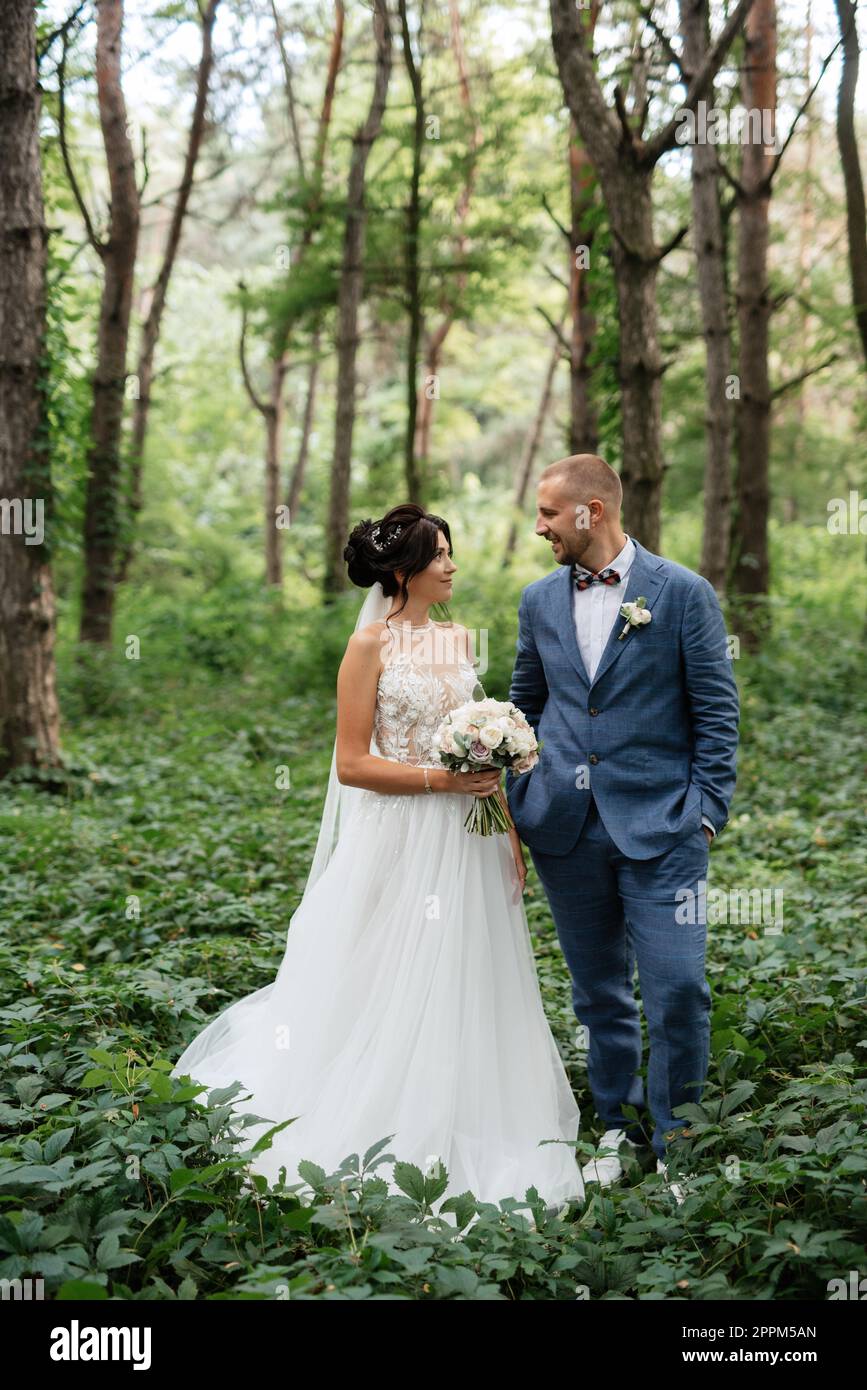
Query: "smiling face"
404 528 457 603
535 476 602 566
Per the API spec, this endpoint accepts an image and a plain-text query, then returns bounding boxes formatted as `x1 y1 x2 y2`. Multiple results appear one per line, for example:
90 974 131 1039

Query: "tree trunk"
324 0 392 596
265 353 288 586
0 0 61 774
568 116 598 454
244 0 344 585
503 312 566 564
415 316 448 470
414 0 482 472
116 0 220 583
834 0 867 367
679 0 734 593
790 1 816 519
286 331 321 520
398 0 425 504
730 0 776 646
79 0 140 644
549 0 754 552
600 162 671 551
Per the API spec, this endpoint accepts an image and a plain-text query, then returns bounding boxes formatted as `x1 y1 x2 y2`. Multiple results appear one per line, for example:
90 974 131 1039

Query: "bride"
171 503 585 1217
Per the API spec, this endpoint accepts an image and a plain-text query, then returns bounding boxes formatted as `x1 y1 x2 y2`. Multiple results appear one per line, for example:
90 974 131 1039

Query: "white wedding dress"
171 596 584 1216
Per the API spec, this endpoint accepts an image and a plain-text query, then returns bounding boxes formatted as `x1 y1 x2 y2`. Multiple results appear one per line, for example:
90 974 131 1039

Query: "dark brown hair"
344 503 452 621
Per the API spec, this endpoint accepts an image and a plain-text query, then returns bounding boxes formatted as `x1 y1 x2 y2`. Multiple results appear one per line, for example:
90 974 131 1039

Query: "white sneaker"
656 1158 694 1206
581 1128 638 1188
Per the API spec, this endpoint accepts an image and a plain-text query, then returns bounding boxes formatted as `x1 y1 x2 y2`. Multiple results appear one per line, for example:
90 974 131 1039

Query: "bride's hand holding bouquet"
433 697 540 835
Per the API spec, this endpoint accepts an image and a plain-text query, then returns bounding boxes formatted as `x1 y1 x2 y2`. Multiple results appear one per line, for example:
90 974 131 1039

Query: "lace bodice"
373 620 479 767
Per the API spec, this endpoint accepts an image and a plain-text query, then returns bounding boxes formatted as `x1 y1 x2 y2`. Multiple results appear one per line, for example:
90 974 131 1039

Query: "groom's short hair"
539 454 623 511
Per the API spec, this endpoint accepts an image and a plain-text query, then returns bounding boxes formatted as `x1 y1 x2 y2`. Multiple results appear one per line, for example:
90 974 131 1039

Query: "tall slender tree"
567 112 599 455
503 309 568 564
834 0 867 369
549 0 755 550
730 0 777 645
116 0 221 583
59 0 140 645
679 0 735 593
0 0 61 774
398 0 426 504
242 0 345 586
324 0 393 596
413 0 483 476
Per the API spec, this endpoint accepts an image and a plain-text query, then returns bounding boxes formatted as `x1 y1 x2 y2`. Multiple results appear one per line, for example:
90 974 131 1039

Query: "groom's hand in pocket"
702 826 713 846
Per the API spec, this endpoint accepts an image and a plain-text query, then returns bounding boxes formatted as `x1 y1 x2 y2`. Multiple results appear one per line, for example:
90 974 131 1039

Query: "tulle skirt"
171 786 584 1215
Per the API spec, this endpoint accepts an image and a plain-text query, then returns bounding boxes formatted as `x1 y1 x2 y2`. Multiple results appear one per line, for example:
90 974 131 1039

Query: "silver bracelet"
423 767 433 794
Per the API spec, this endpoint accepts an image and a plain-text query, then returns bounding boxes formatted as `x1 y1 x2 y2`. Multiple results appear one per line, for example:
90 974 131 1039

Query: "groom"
506 454 739 1195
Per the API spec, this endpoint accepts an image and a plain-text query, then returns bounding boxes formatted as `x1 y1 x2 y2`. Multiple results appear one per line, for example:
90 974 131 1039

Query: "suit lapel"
553 561 591 688
589 539 667 689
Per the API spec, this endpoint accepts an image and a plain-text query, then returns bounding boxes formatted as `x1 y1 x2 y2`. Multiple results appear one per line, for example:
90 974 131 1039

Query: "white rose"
478 723 504 749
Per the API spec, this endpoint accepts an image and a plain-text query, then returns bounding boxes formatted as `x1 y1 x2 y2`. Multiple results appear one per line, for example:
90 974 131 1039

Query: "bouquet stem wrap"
464 791 513 836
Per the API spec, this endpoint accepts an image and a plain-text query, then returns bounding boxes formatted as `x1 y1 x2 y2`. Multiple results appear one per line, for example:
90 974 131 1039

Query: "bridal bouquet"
433 697 540 835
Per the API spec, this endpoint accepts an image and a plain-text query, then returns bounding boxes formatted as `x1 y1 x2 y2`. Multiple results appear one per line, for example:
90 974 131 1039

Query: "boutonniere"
618 596 652 640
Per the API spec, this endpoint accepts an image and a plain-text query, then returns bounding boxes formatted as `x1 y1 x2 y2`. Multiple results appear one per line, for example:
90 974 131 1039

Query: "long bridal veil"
172 581 390 1094
301 580 392 899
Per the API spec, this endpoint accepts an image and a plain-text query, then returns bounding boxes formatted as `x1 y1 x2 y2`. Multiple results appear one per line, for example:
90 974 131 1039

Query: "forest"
0 0 865 1307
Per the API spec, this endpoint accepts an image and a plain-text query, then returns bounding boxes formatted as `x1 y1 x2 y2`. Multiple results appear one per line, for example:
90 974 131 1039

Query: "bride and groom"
172 452 740 1218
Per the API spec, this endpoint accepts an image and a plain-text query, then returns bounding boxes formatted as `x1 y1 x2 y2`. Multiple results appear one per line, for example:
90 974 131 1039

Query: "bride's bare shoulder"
344 620 389 658
355 617 389 637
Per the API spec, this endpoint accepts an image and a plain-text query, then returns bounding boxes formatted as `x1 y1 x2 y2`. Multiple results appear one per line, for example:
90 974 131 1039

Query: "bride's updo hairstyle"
344 503 452 622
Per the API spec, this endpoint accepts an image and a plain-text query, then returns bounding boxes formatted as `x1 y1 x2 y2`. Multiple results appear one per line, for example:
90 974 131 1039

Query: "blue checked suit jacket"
506 540 740 860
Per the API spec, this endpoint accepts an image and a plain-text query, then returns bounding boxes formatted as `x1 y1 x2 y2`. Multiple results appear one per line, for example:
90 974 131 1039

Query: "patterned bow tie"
573 566 621 590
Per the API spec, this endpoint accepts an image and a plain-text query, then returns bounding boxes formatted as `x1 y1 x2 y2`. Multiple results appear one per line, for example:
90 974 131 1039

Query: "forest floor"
1 532 865 1299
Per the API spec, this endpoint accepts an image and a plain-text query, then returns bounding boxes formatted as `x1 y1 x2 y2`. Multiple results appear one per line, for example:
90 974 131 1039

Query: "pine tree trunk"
0 0 61 773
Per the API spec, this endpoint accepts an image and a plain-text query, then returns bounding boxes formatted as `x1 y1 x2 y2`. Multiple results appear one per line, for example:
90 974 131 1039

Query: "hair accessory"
370 522 404 552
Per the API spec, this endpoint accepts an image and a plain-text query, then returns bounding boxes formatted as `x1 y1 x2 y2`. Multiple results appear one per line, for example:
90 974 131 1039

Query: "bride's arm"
334 625 500 797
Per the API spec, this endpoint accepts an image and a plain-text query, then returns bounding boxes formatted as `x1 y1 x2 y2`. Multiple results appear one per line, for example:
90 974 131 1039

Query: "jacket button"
589 707 599 716
589 753 599 764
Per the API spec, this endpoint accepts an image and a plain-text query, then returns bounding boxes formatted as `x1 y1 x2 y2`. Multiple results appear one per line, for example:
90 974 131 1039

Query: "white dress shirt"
571 535 716 838
572 534 636 682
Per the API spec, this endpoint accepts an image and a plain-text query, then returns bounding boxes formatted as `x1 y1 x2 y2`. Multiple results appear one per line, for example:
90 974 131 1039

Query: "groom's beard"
544 531 593 566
